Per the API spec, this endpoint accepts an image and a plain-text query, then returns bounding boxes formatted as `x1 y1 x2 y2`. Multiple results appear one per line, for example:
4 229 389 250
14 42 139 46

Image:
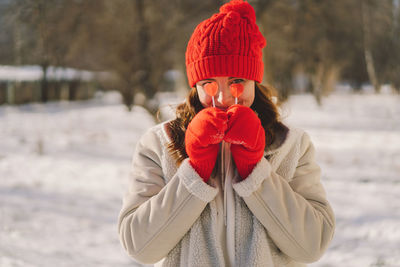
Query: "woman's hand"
185 107 228 182
224 105 265 179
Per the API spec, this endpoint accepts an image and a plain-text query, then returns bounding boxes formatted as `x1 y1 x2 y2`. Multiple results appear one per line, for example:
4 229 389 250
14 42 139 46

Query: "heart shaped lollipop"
204 82 218 107
229 83 244 104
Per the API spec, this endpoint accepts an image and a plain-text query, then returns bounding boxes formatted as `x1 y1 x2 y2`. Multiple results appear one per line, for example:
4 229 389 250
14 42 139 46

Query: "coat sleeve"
118 128 218 264
232 132 335 263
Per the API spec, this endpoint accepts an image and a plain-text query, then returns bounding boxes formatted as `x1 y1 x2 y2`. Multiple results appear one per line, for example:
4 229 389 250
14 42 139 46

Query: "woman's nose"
216 85 234 107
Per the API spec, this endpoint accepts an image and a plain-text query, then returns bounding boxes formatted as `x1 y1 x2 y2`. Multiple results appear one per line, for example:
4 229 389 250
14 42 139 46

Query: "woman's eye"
232 79 244 84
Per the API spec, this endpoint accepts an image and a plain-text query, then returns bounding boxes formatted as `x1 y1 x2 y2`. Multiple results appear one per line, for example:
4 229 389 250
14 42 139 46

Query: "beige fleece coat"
118 122 335 266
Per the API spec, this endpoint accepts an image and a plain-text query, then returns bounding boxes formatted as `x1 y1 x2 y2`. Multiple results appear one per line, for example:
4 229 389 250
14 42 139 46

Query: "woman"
118 1 335 266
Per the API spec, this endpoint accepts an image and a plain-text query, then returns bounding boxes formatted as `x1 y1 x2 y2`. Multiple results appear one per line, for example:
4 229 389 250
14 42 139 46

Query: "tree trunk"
122 86 134 111
311 63 324 106
133 0 161 117
361 0 380 93
277 78 291 102
135 0 155 100
41 64 48 103
322 65 340 95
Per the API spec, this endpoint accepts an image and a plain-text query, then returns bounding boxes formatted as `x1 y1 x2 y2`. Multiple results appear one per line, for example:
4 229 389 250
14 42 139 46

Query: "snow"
284 93 400 267
0 65 110 82
1 91 400 266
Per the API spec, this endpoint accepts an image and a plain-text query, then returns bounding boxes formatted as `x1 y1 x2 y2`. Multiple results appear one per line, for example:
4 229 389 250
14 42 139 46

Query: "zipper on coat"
221 141 226 226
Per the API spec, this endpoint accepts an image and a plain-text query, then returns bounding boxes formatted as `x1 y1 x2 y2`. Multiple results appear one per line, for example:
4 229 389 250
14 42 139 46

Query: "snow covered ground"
285 94 400 267
0 91 399 267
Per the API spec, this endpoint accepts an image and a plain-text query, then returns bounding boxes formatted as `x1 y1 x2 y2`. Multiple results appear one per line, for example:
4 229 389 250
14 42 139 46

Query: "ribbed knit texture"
185 0 266 87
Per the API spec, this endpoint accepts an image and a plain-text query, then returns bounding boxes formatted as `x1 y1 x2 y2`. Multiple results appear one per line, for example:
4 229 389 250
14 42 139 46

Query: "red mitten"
224 105 266 179
185 107 228 182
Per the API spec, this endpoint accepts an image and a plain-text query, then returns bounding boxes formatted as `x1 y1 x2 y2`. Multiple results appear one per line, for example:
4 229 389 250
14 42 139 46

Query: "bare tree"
3 0 399 110
361 0 380 93
7 0 79 102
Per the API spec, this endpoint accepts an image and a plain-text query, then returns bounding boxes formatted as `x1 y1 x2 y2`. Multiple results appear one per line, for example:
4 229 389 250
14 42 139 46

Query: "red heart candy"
204 82 218 97
230 83 244 98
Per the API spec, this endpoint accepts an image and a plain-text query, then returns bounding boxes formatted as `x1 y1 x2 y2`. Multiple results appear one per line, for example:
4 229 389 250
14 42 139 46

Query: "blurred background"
0 0 399 111
0 0 399 267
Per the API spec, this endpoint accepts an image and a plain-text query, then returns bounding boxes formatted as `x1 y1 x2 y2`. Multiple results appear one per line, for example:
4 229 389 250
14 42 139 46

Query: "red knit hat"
185 0 266 87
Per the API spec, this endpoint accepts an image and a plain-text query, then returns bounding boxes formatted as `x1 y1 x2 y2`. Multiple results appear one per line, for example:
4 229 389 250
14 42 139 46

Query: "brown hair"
166 83 287 165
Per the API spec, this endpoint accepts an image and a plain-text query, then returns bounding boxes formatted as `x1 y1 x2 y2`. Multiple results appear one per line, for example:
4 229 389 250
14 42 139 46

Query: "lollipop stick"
204 82 218 108
230 84 244 106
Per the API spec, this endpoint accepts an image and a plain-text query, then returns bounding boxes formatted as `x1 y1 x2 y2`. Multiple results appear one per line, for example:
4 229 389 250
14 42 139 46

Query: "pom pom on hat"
219 0 256 23
185 0 266 87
